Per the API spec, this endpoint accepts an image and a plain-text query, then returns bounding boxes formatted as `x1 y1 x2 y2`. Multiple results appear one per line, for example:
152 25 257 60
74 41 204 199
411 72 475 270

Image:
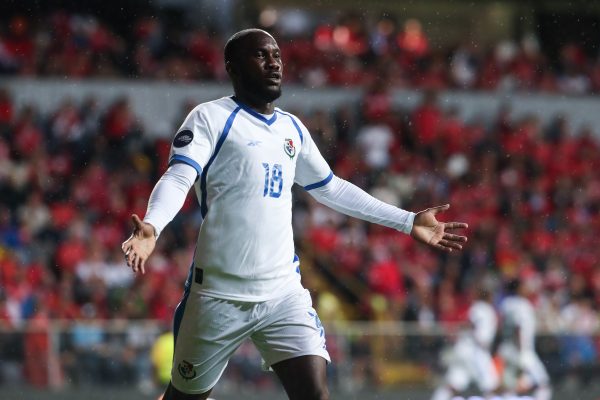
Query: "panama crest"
284 138 296 159
178 360 197 380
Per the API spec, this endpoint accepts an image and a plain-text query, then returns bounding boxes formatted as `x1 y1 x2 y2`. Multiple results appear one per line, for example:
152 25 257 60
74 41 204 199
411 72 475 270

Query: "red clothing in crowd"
412 101 441 146
367 258 405 300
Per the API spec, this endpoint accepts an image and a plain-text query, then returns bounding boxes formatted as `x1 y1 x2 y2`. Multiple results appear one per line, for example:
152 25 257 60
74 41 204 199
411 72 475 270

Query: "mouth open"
266 74 282 84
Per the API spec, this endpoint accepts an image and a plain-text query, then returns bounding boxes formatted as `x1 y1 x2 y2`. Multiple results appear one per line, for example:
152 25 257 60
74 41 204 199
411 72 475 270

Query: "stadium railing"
2 78 600 139
0 320 598 398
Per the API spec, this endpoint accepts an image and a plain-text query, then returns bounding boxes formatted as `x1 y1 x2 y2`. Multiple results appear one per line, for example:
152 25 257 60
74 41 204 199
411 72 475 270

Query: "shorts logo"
177 360 197 380
283 138 296 159
173 130 194 148
308 311 325 338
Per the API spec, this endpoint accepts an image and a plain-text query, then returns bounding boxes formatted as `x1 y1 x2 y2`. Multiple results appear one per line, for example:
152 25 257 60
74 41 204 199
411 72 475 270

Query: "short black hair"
505 279 521 295
224 28 274 64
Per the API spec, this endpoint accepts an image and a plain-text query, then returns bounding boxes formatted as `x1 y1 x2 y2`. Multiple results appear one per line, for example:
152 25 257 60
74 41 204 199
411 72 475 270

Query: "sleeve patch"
173 129 194 148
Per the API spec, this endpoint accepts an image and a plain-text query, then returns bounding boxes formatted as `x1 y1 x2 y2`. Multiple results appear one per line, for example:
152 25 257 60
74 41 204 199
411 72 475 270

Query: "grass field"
3 386 600 400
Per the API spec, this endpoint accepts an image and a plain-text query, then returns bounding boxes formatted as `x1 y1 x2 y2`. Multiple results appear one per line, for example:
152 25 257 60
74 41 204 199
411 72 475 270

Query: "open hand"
121 214 156 274
410 204 468 252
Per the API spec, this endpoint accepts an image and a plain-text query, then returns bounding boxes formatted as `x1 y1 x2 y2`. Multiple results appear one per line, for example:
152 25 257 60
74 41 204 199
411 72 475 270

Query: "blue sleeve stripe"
303 171 333 191
200 106 241 218
169 154 202 176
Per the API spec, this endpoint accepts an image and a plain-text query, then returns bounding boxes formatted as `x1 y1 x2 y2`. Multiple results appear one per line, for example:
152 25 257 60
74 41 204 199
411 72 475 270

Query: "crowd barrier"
1 78 600 139
0 320 598 399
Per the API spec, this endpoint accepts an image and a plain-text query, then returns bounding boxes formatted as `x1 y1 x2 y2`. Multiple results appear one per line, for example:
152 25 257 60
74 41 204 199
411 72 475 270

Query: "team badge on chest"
283 138 296 159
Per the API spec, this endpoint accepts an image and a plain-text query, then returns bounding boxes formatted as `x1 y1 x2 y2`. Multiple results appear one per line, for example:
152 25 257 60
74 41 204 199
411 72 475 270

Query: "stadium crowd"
1 10 600 94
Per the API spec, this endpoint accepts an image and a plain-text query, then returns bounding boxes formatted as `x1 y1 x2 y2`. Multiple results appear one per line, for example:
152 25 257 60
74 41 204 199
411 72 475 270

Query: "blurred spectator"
559 293 599 386
66 303 105 384
411 90 442 152
0 10 599 94
355 118 395 173
396 19 429 60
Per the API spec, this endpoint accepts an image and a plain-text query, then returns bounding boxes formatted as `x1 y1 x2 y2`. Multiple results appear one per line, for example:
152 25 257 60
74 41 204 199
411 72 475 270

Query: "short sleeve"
168 105 216 176
294 118 332 189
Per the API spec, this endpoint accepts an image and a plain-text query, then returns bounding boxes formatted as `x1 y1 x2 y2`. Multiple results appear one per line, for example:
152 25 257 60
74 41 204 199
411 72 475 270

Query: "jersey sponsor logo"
247 140 262 146
283 138 296 159
173 130 194 148
177 360 197 380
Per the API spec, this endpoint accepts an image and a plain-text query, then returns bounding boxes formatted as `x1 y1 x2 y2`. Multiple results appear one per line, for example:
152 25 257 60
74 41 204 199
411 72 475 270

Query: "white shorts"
171 288 331 394
446 339 499 392
499 343 549 387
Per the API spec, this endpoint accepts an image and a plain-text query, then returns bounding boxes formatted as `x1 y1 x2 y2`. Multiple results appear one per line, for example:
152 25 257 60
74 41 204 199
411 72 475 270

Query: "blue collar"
231 96 277 126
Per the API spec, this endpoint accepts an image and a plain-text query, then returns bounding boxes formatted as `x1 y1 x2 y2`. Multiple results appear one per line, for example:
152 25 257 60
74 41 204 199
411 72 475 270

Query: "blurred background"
1 0 600 399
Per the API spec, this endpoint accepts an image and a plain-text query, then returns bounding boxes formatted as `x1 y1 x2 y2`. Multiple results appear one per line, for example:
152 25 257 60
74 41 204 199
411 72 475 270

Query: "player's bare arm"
410 204 468 252
121 214 157 274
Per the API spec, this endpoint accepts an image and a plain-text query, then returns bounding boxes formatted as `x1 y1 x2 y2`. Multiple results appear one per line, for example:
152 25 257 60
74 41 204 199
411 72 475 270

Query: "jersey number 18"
262 163 283 198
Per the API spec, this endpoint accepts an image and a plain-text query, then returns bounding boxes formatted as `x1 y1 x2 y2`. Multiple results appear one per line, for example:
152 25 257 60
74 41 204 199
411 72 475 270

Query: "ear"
225 61 237 77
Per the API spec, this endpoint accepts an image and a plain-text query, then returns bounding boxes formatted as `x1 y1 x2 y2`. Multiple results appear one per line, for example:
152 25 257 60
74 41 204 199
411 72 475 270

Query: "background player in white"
121 28 469 400
431 286 499 400
498 279 552 400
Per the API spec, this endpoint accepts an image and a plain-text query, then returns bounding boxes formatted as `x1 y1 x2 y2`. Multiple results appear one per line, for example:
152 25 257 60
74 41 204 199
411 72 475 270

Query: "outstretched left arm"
307 175 467 251
306 174 416 233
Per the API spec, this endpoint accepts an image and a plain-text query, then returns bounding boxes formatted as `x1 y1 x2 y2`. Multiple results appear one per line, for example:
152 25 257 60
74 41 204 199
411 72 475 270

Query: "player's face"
234 33 283 103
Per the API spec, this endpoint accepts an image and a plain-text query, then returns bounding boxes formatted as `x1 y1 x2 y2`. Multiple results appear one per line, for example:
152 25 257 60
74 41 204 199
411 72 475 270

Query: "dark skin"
226 31 283 114
123 30 468 400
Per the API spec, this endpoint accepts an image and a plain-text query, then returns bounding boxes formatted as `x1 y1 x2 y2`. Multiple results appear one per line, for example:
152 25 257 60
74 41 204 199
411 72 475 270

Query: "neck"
233 90 275 114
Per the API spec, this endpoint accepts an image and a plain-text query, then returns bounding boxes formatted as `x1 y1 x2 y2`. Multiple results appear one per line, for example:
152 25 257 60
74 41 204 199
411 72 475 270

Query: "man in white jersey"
498 280 552 400
431 288 499 400
121 28 469 400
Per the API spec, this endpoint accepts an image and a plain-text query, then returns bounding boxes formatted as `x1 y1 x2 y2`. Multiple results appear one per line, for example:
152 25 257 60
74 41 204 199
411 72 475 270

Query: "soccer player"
498 280 552 400
431 287 499 400
122 28 468 400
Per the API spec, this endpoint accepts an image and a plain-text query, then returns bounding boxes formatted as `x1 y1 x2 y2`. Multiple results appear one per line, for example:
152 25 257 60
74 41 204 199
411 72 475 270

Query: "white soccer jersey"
468 300 497 349
500 295 536 352
169 96 331 301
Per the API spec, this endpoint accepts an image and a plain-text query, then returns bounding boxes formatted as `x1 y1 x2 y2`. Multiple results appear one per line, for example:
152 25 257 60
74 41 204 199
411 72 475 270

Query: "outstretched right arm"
121 162 196 274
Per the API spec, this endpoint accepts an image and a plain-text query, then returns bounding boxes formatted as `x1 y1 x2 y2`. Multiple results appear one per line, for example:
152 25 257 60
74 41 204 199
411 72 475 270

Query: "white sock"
431 386 453 400
534 386 552 400
485 394 503 400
